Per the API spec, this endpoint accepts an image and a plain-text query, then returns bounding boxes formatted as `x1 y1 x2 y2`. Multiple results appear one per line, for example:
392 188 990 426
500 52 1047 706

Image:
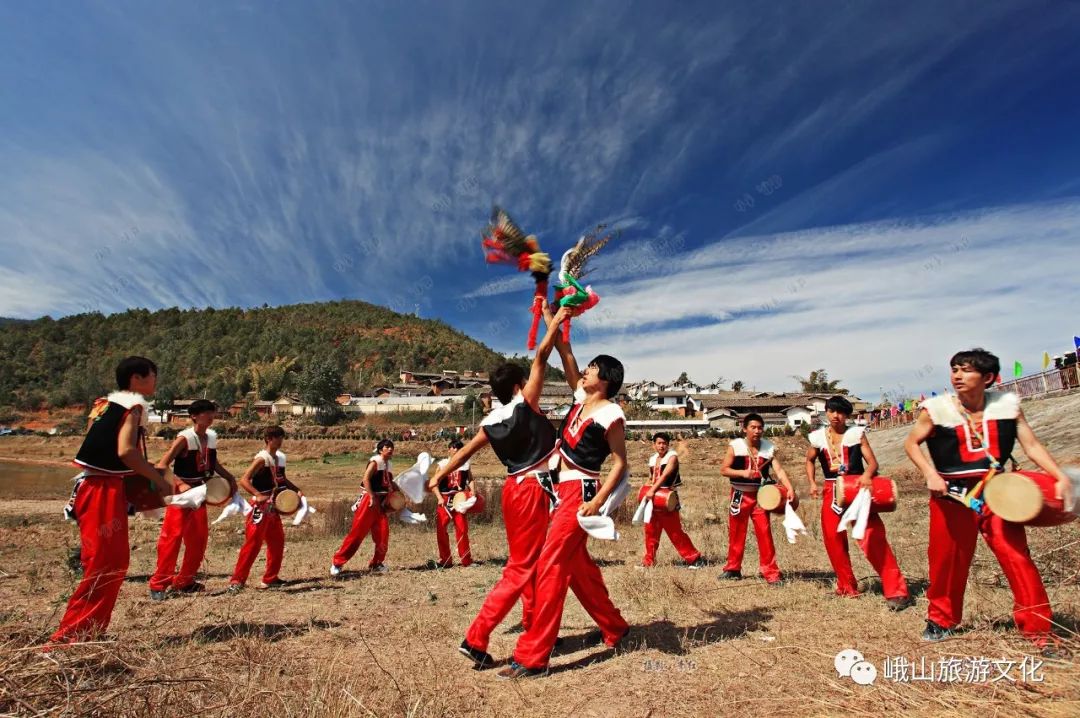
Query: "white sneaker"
329 564 342 577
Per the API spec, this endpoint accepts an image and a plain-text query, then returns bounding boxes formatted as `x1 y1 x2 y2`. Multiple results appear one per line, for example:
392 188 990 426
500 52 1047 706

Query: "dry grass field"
1 393 1078 716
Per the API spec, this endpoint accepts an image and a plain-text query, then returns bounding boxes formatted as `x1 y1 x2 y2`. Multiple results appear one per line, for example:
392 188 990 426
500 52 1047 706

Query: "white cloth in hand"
292 495 316 526
395 452 433 504
453 496 478 514
577 514 619 541
837 488 872 541
166 483 209 510
782 503 807 544
632 498 650 525
212 492 251 525
599 474 631 517
399 507 427 524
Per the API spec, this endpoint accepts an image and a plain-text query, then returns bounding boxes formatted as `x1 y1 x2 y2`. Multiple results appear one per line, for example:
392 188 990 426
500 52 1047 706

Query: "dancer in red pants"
503 322 629 679
432 305 621 670
228 426 299 592
806 395 910 609
330 439 400 575
434 440 473 568
641 432 703 568
149 399 236 600
719 414 795 585
905 348 1072 650
48 356 172 646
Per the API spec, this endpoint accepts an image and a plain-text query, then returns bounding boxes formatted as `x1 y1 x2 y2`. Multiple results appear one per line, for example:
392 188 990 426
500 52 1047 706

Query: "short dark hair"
950 348 1001 385
264 426 285 441
824 395 853 415
491 362 527 404
376 438 395 452
116 356 157 390
652 432 671 443
188 399 217 417
588 355 624 398
743 413 764 428
449 439 464 450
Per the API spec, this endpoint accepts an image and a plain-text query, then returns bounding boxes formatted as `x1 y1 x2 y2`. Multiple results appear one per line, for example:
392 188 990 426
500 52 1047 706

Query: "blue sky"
3 1 1080 397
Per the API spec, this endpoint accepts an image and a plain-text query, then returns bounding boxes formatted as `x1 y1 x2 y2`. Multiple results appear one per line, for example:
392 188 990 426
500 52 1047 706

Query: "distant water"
0 459 79 499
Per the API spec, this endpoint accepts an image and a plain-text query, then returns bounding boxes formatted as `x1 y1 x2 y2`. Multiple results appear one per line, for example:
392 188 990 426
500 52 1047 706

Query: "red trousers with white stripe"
332 493 389 568
643 507 701 566
50 476 130 644
230 504 284 585
723 488 781 582
149 504 208 591
928 495 1051 640
513 481 629 670
436 500 472 567
821 481 908 599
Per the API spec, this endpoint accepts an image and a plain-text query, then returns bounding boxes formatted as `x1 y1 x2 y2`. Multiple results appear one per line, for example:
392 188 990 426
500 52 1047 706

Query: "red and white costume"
149 427 218 592
809 426 908 599
332 454 393 570
50 391 150 643
722 438 781 582
435 457 473 567
512 400 629 671
230 449 287 586
921 392 1051 640
642 451 701 566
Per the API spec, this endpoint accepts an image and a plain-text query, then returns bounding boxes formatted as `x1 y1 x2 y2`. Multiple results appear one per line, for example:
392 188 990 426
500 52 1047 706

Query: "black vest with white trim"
481 394 557 475
173 428 218 481
367 455 393 494
74 391 150 475
808 426 865 479
251 449 287 493
922 392 1019 480
436 458 472 494
558 401 625 476
729 438 775 489
649 451 681 488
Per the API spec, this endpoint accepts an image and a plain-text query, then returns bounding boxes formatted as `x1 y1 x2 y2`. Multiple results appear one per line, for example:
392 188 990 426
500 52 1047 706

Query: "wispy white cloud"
539 198 1080 395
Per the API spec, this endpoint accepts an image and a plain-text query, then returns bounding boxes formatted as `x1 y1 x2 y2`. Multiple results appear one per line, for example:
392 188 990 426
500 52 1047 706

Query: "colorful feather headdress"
554 224 614 342
481 206 552 349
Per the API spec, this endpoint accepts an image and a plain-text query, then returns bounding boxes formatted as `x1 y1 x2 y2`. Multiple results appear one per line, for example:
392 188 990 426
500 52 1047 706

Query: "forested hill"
0 301 521 409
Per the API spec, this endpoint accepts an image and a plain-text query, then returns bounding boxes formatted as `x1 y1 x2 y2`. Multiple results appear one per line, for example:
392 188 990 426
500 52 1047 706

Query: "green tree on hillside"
731 380 745 392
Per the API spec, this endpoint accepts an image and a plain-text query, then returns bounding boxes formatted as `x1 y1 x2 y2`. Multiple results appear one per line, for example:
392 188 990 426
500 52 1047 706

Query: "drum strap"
830 483 844 516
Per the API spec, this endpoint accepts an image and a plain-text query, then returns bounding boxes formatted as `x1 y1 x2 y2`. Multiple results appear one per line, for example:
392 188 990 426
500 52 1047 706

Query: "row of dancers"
45 306 1075 669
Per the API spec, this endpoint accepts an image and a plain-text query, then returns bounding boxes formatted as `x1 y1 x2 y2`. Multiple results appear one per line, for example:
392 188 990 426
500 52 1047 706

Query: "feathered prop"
554 224 612 343
481 206 552 349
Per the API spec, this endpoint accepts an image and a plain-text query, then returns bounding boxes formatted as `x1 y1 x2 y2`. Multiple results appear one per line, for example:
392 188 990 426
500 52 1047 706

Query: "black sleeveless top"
729 438 775 489
481 395 556 474
922 392 1019 480
557 401 625 476
437 459 472 493
367 455 393 494
74 392 149 475
649 451 681 488
808 427 865 479
173 428 218 481
251 450 286 493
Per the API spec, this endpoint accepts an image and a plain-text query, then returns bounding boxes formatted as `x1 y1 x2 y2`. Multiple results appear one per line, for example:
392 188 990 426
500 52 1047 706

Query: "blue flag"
1075 336 1080 354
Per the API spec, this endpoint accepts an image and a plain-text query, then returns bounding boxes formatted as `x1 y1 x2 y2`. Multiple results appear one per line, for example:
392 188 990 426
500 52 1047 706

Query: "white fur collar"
922 391 1020 426
107 391 150 426
181 427 218 449
256 449 286 467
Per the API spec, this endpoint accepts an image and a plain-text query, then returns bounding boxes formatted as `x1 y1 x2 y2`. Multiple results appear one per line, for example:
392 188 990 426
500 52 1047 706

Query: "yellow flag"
1042 352 1051 370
